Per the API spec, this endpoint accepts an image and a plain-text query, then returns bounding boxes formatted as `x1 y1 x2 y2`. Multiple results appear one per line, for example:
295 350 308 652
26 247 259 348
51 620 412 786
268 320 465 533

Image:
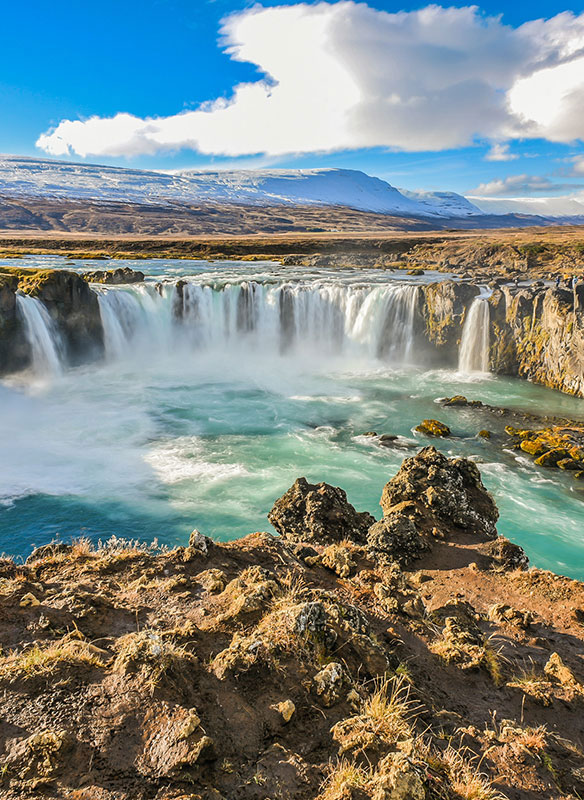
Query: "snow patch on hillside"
400 189 483 217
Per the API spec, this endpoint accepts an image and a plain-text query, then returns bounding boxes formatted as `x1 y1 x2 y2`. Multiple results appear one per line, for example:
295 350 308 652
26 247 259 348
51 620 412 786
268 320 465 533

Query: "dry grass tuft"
112 630 196 692
499 723 548 754
317 758 371 800
441 746 508 800
0 632 107 683
507 666 554 706
332 675 418 756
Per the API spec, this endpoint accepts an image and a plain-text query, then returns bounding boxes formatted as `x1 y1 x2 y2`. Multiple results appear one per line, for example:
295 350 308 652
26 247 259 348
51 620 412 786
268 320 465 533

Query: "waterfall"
459 296 490 374
171 280 420 362
62 277 425 367
97 285 171 360
15 293 63 376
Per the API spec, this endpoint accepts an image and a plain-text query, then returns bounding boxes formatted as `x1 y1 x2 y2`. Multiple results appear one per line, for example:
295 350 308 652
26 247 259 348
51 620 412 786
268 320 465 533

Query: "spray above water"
459 296 491 374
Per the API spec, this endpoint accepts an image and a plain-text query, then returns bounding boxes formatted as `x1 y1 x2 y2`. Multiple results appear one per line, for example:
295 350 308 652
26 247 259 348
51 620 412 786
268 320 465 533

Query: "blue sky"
2 0 584 195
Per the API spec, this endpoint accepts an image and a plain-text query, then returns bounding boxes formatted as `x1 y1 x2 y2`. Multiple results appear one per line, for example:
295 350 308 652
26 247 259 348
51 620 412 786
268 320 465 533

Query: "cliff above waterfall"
2 447 584 799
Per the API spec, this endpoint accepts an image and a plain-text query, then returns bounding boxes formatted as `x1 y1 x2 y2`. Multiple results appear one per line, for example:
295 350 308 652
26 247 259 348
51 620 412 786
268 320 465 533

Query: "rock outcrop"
0 266 104 372
488 285 584 396
420 280 479 363
83 266 145 284
380 446 499 540
268 477 376 545
24 269 104 365
0 273 29 373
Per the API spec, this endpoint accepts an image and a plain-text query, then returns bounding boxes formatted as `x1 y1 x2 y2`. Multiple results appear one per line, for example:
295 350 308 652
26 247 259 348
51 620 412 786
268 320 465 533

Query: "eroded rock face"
268 477 375 545
0 268 104 373
489 286 584 397
380 446 498 539
30 270 104 365
0 277 29 373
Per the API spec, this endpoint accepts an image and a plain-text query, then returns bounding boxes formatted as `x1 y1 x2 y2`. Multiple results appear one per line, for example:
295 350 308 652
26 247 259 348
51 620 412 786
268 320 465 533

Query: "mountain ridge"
0 156 482 219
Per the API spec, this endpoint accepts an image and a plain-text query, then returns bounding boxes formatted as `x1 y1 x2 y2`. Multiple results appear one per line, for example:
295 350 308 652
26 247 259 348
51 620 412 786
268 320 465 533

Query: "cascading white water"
15 293 63 376
172 280 420 362
458 296 491 374
97 284 172 360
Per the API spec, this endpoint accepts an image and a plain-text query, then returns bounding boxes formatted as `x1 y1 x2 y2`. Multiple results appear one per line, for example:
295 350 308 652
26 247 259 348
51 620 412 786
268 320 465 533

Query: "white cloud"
471 173 584 196
569 156 584 176
485 143 518 161
37 2 584 159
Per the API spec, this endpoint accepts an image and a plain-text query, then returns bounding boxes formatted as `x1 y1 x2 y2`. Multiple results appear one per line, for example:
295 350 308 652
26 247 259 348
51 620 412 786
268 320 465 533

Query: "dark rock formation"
0 273 29 373
268 477 376 544
0 267 104 373
23 269 104 365
380 446 499 539
420 280 479 363
367 512 426 566
83 266 145 284
483 537 529 572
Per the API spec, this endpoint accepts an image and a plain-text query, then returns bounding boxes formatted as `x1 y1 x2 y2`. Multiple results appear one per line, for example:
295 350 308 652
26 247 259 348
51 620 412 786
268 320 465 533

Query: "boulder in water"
83 267 145 285
415 419 451 437
380 446 499 539
268 477 375 545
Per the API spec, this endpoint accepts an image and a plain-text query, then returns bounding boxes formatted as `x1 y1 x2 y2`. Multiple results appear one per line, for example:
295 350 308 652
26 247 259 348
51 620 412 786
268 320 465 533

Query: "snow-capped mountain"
0 155 484 219
399 189 484 217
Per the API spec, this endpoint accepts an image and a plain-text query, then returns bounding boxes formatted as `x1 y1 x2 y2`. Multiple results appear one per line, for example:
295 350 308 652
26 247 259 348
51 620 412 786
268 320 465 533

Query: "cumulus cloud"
569 156 584 175
485 143 518 161
471 173 584 196
37 2 584 159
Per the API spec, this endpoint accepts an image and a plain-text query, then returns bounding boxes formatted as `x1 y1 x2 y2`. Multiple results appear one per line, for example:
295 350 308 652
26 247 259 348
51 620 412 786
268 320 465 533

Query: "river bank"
1 226 584 280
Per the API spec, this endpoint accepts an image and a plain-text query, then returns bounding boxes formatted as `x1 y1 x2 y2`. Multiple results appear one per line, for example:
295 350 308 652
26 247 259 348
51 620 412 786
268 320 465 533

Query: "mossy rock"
505 426 532 440
534 448 573 467
443 395 468 406
415 419 451 437
407 267 424 276
520 438 548 457
478 430 491 439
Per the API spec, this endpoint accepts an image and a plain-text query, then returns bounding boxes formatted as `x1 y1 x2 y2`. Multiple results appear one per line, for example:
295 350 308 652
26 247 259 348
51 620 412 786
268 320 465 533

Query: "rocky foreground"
1 448 584 799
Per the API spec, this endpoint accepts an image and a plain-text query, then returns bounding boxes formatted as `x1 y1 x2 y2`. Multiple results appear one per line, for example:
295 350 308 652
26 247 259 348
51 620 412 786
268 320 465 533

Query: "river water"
2 256 584 579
